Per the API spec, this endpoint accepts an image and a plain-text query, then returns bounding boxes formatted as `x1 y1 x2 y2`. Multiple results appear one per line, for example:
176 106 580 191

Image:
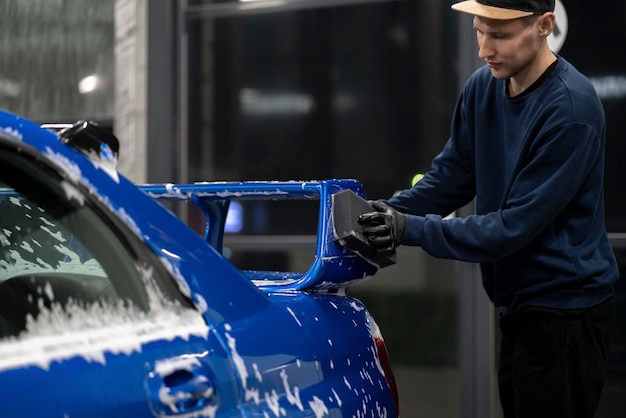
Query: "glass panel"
540 2 626 416
492 2 626 416
187 1 460 416
0 1 114 122
0 145 149 340
605 249 626 417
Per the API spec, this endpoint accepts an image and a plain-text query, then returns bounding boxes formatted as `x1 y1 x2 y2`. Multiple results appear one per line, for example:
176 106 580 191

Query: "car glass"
0 145 197 344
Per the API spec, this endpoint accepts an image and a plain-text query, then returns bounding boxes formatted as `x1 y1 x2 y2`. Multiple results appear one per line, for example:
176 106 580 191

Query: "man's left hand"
358 201 406 251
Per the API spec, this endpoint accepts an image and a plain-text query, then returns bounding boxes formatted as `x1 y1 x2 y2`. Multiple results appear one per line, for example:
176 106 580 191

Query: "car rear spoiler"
139 180 378 291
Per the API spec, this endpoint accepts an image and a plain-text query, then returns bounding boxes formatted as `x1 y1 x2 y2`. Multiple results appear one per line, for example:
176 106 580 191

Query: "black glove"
358 201 406 251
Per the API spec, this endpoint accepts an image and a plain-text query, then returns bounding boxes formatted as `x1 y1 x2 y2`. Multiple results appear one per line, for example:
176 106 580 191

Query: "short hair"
518 14 540 27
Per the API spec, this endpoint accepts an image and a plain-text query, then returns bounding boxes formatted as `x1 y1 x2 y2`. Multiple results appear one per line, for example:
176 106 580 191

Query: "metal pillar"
456 12 499 418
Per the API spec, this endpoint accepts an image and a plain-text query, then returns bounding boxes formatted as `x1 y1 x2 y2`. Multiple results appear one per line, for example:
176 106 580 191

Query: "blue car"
0 110 399 417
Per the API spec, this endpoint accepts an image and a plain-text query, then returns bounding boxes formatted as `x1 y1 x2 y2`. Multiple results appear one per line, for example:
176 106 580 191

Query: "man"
357 1 618 417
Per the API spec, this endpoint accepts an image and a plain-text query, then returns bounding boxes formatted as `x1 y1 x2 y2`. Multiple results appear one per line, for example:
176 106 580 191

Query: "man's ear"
538 12 556 38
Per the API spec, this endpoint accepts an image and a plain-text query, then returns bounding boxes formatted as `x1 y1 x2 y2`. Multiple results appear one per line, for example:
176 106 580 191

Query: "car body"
0 110 398 417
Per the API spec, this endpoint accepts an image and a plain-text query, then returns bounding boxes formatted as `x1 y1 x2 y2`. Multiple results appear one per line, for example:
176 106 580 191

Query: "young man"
357 1 618 416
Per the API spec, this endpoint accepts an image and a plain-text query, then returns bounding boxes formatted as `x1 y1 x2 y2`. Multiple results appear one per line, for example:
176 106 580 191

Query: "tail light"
371 320 400 416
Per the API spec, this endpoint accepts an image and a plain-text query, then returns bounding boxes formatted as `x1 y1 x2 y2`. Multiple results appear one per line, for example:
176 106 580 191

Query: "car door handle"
145 363 216 416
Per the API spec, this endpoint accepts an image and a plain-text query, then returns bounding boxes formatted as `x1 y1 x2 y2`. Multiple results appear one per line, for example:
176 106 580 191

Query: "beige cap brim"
451 1 534 20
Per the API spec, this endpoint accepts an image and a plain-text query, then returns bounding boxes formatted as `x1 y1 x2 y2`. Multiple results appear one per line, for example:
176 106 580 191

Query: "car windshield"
0 142 155 340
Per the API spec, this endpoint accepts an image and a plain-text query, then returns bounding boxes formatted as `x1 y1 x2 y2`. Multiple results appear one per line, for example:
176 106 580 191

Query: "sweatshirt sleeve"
396 121 603 263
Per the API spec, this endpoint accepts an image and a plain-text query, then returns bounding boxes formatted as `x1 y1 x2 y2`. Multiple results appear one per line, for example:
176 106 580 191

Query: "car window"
0 143 196 344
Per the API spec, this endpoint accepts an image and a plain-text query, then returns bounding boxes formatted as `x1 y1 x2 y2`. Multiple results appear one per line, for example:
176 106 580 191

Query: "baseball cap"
451 0 555 20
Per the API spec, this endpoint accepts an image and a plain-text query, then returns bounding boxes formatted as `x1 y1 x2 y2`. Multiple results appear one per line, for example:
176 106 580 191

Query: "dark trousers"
498 297 615 418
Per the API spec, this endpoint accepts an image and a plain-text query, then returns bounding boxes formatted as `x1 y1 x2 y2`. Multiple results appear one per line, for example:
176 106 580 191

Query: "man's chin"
489 68 509 80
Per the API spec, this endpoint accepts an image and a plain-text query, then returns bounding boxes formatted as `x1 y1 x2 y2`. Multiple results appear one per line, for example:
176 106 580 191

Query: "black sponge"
331 189 397 268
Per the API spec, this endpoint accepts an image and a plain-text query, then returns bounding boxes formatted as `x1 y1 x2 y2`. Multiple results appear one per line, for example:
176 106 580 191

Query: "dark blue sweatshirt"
385 56 618 314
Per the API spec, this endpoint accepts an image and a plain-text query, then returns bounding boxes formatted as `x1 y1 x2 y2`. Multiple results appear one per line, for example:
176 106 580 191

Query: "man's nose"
478 38 495 59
